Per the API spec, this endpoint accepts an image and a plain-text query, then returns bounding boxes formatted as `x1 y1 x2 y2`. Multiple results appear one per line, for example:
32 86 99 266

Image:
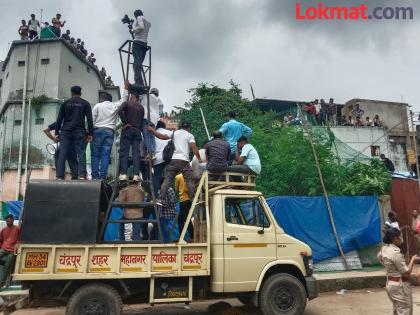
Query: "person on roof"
28 14 40 40
91 81 129 180
118 93 144 182
43 122 78 180
206 131 230 174
55 86 93 180
139 88 161 160
149 121 202 206
130 9 151 87
381 154 395 173
51 13 65 37
219 112 252 163
228 136 261 175
61 29 71 41
18 20 29 40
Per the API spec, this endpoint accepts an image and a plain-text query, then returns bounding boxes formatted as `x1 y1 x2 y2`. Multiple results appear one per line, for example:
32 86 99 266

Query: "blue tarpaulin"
267 196 381 263
1 201 23 220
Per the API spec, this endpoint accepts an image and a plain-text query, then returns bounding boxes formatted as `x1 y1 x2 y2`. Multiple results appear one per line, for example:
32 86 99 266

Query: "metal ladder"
98 40 163 243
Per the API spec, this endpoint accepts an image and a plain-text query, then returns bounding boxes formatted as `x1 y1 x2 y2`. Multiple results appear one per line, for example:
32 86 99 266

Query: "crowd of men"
46 78 260 242
17 13 114 86
301 100 383 127
35 8 261 244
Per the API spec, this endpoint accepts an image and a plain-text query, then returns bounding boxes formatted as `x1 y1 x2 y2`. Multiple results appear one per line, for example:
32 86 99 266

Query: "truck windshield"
225 197 270 228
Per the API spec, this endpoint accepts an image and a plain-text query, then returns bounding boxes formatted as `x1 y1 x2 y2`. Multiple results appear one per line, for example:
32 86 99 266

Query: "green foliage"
332 159 391 196
31 94 49 116
178 82 391 197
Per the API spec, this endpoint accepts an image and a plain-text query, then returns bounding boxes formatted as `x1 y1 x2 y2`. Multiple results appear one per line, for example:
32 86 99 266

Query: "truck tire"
66 283 122 315
259 273 306 315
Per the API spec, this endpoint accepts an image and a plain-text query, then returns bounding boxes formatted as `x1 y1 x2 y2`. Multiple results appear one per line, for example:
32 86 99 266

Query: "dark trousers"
54 146 78 180
51 26 61 37
179 200 194 240
56 131 87 179
119 128 142 175
0 249 15 287
132 41 148 86
158 160 195 200
29 30 38 40
152 163 166 197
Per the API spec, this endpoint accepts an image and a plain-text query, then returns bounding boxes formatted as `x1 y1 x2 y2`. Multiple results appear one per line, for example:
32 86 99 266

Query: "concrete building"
0 38 121 200
256 98 411 172
343 99 411 171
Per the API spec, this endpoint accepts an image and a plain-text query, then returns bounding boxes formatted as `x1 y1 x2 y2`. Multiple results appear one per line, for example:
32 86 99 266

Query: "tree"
178 82 391 197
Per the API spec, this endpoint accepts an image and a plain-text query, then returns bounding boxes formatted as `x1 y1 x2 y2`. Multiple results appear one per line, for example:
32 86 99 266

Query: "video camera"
121 14 134 29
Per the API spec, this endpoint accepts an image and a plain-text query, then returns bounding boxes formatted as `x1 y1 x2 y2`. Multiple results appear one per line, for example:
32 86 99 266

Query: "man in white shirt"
140 88 162 159
191 141 208 180
28 14 40 40
228 136 261 175
150 121 202 206
130 9 151 87
90 81 129 179
152 121 172 196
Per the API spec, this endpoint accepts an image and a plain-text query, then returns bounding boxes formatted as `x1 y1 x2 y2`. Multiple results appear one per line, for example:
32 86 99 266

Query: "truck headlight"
302 255 313 277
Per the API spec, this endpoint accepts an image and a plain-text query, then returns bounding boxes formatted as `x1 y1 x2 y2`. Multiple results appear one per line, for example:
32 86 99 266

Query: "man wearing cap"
149 122 202 206
91 81 129 180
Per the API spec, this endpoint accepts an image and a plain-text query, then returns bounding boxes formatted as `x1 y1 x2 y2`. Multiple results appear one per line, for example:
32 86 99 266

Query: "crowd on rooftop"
17 13 114 86
281 99 385 128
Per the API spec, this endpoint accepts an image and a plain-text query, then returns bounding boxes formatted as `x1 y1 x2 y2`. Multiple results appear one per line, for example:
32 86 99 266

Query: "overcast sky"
1 0 419 113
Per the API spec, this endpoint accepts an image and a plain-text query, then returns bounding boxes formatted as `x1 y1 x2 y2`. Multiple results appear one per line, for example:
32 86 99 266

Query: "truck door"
223 196 276 292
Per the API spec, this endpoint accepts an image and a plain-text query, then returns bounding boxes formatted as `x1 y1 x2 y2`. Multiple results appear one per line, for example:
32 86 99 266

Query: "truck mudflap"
305 276 318 300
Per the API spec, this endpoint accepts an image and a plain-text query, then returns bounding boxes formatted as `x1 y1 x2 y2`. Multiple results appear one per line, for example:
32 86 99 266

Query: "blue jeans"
152 162 166 197
56 131 87 179
119 216 141 241
142 119 156 154
119 128 142 175
91 128 114 179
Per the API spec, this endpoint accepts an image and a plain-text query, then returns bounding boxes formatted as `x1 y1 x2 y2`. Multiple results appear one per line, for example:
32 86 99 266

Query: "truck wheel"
66 283 122 315
259 273 306 315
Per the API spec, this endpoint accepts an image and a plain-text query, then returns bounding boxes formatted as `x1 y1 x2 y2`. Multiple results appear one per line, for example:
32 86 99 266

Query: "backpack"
162 131 175 162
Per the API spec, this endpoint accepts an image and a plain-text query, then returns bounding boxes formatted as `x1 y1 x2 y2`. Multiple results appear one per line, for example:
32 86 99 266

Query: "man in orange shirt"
0 215 20 287
175 173 194 242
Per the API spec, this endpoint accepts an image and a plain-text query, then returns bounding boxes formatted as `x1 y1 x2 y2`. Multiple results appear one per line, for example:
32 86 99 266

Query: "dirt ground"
8 287 420 315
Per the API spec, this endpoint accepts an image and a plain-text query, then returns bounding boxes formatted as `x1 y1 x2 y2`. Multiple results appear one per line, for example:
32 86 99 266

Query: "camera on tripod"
121 14 134 29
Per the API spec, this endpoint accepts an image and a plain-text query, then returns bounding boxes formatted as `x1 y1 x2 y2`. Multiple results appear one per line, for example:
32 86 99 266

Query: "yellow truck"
12 172 317 315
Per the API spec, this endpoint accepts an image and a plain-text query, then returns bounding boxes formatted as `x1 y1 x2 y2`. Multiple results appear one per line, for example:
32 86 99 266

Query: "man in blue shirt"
219 112 252 162
228 136 261 175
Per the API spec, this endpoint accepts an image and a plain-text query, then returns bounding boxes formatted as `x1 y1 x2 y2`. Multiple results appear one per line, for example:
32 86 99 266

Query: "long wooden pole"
297 104 349 270
200 107 210 140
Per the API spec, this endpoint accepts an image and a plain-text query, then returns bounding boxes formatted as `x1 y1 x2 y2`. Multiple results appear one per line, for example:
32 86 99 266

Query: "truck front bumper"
305 276 318 300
